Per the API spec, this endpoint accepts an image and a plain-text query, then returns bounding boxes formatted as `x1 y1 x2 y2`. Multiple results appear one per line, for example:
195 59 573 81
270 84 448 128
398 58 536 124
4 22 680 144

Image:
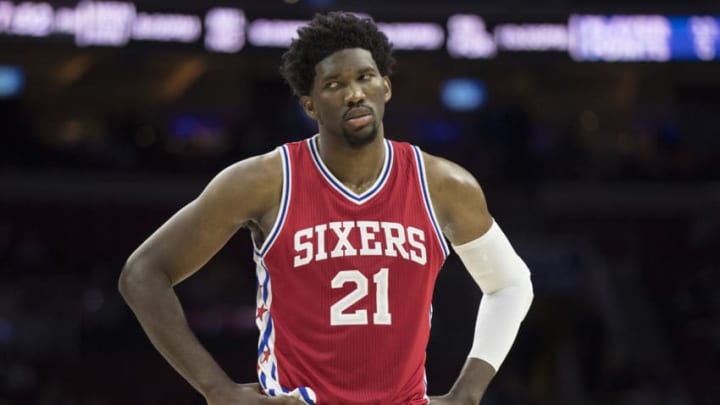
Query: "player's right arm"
118 150 301 405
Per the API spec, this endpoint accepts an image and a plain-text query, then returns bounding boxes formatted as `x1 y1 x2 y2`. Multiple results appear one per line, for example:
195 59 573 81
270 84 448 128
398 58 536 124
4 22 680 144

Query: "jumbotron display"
569 15 720 61
0 1 718 62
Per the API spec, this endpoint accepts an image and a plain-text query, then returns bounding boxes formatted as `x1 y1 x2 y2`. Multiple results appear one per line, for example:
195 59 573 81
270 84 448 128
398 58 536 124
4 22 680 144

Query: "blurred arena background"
1 0 719 404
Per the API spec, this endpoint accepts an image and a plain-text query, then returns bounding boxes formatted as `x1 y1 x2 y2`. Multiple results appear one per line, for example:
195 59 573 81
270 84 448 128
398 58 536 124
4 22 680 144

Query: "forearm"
446 220 533 404
118 265 233 398
445 358 495 405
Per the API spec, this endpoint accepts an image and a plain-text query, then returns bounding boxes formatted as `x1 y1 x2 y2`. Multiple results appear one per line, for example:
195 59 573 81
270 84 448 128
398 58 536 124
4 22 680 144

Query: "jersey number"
330 268 392 326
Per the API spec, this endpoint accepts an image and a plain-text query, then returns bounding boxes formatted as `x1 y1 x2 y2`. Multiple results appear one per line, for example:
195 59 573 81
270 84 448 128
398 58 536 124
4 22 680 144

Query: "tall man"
119 12 533 405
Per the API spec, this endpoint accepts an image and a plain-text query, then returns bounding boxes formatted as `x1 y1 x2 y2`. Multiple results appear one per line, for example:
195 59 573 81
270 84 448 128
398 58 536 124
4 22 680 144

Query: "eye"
359 73 374 81
324 81 339 89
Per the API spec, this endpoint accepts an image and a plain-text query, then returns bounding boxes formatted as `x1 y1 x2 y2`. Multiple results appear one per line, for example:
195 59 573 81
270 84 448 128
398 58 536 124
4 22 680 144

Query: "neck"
316 129 386 194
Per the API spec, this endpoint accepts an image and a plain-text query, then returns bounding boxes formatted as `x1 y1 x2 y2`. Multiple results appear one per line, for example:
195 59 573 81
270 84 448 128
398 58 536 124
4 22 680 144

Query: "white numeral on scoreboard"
330 268 392 326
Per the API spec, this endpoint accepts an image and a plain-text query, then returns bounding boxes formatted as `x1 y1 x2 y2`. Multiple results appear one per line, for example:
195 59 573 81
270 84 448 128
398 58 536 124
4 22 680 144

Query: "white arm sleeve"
452 219 534 371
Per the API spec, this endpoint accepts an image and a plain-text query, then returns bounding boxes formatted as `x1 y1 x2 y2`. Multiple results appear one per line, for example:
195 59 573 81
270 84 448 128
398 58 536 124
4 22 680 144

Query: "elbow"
508 272 534 302
519 275 534 310
484 276 534 312
118 257 162 303
118 260 139 302
525 276 535 302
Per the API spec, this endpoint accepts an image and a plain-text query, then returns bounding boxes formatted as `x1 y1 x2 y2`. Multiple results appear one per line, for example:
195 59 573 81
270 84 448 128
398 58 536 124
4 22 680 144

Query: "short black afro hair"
280 12 396 97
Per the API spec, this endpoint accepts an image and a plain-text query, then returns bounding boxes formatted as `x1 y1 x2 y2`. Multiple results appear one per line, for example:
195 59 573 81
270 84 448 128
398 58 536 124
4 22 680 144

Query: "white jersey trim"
254 145 292 259
412 146 450 258
307 135 393 205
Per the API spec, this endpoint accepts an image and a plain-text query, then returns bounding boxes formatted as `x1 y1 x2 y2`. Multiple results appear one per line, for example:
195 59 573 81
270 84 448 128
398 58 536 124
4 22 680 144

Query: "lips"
344 106 373 121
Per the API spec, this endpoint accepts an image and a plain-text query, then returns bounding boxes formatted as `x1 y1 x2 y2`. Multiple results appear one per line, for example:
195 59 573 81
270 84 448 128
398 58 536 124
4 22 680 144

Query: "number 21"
330 268 392 326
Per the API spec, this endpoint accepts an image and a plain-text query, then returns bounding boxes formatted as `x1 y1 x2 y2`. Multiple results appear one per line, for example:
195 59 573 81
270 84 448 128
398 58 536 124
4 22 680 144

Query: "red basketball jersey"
254 136 449 405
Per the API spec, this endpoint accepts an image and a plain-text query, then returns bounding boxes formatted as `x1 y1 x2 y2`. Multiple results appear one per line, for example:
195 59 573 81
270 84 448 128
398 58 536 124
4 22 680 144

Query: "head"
280 12 395 147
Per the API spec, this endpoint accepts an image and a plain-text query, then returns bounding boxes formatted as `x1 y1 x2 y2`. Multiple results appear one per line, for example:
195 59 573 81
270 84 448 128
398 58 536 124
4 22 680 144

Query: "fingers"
237 382 263 392
263 397 304 405
235 382 305 404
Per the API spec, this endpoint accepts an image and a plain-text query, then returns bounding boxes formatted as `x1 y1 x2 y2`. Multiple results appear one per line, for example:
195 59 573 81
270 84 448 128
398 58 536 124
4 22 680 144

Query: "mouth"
344 107 374 129
345 115 372 129
344 106 373 121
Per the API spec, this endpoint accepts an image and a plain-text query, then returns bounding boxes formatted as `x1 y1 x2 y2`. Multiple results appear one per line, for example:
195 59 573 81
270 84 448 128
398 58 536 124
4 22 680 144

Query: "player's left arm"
423 151 534 404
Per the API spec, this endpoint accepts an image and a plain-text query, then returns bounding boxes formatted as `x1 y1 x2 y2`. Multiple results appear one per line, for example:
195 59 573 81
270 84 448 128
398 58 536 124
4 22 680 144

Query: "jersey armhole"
253 145 292 259
411 146 450 258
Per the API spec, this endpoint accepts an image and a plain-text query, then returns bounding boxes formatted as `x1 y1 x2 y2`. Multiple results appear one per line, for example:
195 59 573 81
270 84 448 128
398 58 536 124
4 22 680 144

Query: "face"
301 48 392 148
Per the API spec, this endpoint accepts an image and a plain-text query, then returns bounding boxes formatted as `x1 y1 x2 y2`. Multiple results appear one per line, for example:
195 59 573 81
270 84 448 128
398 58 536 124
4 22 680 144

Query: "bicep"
126 193 243 286
443 179 493 246
125 156 278 285
425 154 493 245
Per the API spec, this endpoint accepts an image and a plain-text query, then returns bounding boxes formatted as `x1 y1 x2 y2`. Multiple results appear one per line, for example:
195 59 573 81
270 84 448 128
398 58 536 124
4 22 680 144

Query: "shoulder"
199 148 283 225
224 147 283 189
420 150 481 196
419 150 492 245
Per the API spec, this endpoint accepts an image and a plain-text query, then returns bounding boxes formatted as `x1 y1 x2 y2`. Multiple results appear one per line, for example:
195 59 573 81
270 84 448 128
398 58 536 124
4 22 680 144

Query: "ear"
300 96 318 121
383 76 392 102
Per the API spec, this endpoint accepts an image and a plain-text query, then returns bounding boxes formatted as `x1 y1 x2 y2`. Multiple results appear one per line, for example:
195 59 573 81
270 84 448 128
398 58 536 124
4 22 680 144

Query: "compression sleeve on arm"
452 220 534 371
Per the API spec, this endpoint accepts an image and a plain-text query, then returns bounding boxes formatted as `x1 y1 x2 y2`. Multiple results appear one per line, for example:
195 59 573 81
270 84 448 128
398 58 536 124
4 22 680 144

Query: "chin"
343 124 378 148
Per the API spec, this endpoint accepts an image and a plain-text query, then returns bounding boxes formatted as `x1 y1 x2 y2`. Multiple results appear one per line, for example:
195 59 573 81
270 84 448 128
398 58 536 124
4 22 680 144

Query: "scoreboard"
0 1 718 62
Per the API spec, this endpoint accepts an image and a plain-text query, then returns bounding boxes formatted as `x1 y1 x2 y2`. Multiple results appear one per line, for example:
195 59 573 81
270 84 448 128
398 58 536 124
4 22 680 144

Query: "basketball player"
119 12 533 405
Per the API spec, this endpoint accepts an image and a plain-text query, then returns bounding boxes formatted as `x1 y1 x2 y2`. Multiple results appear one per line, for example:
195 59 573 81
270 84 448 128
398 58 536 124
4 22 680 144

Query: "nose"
344 82 365 106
